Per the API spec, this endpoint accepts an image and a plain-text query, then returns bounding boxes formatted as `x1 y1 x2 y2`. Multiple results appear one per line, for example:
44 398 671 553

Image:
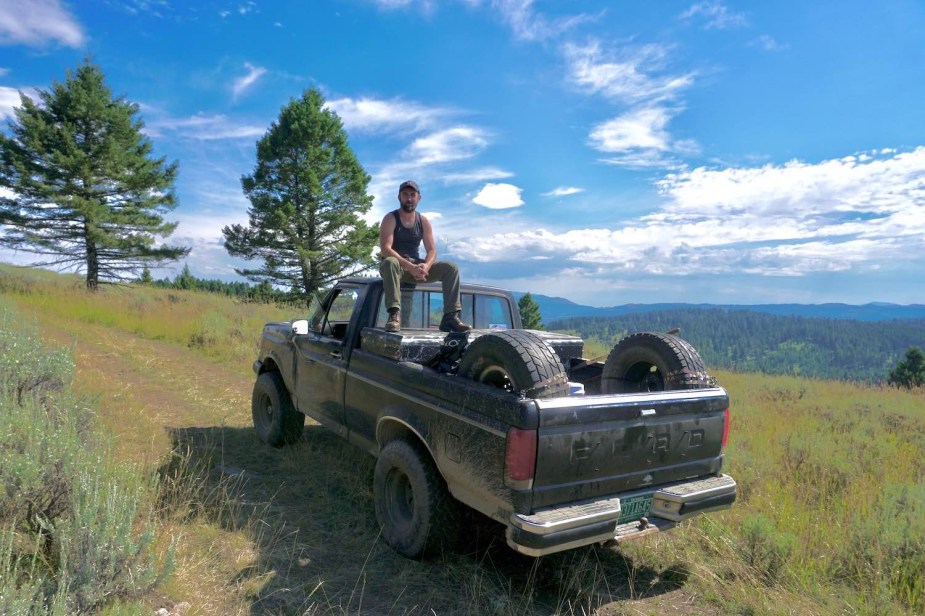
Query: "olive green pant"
379 257 462 314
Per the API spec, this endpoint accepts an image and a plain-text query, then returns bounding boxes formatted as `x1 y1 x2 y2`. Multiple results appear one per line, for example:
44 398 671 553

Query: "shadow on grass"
161 423 684 615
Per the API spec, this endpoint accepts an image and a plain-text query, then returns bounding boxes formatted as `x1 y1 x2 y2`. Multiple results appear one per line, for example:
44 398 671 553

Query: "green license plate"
617 494 653 524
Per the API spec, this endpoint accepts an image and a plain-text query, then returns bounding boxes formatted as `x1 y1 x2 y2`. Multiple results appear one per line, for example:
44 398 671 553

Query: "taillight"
721 407 730 449
505 427 537 490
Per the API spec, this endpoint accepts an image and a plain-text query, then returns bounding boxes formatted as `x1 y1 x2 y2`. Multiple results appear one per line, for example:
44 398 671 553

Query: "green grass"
0 302 172 615
1 263 922 615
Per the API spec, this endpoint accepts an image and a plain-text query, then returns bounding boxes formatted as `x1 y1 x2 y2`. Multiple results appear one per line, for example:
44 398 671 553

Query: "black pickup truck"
251 277 736 558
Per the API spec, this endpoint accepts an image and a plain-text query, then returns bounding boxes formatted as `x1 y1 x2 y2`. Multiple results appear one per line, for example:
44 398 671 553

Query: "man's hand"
410 262 428 281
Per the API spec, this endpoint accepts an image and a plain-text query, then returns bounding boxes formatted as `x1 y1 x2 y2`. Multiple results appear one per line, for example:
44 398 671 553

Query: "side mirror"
291 319 309 335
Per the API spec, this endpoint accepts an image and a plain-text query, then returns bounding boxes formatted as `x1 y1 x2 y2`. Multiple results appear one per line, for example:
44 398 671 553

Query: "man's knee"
380 257 401 276
433 260 459 278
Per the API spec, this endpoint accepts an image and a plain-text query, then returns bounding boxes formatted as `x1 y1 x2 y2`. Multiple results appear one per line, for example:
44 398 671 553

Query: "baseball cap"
399 180 420 193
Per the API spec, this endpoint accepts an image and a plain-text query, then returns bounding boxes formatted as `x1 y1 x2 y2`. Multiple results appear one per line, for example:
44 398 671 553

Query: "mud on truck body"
252 277 736 558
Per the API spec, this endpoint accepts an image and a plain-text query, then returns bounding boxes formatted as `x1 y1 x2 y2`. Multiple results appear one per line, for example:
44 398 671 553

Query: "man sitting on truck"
379 180 472 334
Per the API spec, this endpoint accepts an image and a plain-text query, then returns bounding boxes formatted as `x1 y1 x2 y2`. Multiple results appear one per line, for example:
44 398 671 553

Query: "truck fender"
375 414 435 460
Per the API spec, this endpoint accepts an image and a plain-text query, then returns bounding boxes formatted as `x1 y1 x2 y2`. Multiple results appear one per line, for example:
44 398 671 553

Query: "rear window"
375 289 513 330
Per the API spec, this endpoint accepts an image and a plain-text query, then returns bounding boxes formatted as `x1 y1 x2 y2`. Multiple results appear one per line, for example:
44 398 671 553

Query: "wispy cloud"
326 96 454 134
407 126 490 165
489 0 595 42
563 41 694 104
451 148 925 277
472 182 524 209
543 186 584 197
146 112 266 141
680 1 748 30
0 0 85 48
232 62 266 99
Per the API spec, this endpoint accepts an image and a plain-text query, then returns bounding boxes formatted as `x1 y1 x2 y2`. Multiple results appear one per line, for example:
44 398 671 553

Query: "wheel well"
259 356 280 374
376 419 434 462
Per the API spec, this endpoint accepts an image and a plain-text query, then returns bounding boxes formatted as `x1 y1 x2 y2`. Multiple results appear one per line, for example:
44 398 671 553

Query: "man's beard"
400 202 416 213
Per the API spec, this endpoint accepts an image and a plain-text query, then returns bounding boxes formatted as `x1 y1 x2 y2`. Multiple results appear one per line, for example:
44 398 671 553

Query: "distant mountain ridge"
512 292 925 324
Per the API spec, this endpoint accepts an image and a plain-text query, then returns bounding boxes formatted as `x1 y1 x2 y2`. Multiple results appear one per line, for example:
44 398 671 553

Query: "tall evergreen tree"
0 60 189 290
888 346 925 389
222 87 378 308
518 292 544 330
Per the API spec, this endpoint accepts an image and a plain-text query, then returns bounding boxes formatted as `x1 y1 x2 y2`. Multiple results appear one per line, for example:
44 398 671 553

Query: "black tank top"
391 210 423 260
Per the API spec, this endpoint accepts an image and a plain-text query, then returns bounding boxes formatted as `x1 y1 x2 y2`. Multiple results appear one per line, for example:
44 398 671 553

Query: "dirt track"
31 308 721 616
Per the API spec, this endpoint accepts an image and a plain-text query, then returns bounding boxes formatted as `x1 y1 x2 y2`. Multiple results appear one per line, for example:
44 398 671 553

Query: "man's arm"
421 215 437 271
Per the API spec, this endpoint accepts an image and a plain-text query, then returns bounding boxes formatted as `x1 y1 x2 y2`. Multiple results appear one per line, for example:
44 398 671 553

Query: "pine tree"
222 87 378 309
0 60 189 290
518 292 544 330
888 346 925 389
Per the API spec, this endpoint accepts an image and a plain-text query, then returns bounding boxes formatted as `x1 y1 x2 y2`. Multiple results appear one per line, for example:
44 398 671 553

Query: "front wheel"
251 371 305 447
601 332 713 394
373 440 460 559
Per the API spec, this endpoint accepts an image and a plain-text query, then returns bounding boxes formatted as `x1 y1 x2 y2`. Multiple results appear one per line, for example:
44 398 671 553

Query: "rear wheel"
374 439 460 559
601 332 712 394
251 371 305 447
456 330 569 398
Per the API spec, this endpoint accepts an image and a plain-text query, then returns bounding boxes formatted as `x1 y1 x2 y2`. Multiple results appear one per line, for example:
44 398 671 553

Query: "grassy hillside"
1 263 922 615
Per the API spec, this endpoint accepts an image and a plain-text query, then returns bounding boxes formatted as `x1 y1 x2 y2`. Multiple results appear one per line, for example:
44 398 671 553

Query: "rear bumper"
506 473 737 557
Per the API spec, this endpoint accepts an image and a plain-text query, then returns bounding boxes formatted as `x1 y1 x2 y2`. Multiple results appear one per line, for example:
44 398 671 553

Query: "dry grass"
1 263 922 615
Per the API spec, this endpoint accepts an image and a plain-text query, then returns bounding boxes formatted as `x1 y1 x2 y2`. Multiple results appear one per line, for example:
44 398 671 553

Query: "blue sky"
1 0 924 306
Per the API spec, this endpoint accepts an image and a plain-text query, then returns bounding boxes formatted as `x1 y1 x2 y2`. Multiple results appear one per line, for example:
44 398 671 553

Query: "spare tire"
457 330 569 399
601 332 712 394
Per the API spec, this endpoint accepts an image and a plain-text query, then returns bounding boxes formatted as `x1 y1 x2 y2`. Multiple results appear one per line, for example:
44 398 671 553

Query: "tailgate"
530 388 729 509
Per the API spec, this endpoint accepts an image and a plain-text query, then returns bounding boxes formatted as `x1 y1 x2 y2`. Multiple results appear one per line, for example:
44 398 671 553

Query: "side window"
475 295 513 330
307 288 359 339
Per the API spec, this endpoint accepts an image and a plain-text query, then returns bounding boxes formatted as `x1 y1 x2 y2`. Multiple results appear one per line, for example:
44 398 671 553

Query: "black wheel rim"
258 393 275 426
624 362 665 392
384 468 414 531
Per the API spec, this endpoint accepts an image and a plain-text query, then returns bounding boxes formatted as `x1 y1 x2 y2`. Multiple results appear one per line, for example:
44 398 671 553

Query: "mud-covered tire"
251 371 305 447
601 332 712 394
374 439 460 559
456 330 569 399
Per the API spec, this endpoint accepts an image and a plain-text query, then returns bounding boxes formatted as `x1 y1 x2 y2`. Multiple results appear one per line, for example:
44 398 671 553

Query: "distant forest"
548 309 925 382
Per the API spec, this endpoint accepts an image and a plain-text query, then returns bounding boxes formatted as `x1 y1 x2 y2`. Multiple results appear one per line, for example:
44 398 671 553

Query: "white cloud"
407 126 489 165
146 112 266 141
563 41 694 104
450 149 925 277
589 106 697 168
680 1 748 30
543 186 584 197
590 107 674 153
472 183 524 209
232 62 266 99
0 0 84 47
0 86 25 120
326 96 453 134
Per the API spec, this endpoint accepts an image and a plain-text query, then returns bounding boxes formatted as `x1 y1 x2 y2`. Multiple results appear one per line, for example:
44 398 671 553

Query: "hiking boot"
439 311 472 333
385 308 401 333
